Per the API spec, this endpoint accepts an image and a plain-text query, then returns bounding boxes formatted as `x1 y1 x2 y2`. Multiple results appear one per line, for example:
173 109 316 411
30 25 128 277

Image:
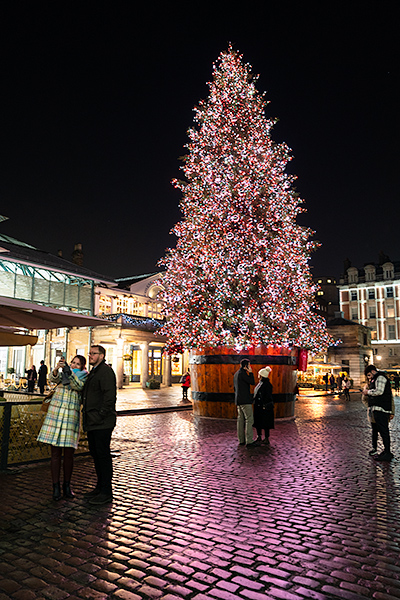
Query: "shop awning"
0 295 108 331
0 327 38 346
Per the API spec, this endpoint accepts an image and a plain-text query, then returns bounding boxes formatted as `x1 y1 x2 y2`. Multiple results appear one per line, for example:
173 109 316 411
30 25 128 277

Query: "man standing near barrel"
234 359 258 448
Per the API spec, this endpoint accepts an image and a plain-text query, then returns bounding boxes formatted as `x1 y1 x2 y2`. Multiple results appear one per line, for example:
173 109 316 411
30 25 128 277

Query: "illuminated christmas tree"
160 46 331 353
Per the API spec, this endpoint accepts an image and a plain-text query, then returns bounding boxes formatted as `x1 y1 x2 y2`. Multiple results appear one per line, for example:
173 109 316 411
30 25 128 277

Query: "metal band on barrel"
189 355 297 365
191 392 295 403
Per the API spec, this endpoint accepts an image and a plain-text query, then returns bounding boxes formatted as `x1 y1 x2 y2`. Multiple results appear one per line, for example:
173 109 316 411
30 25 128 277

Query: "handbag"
40 385 58 413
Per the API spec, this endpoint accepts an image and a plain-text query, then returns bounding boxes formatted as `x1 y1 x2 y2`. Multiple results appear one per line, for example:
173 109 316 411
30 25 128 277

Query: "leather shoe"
52 482 62 501
83 488 100 498
246 440 261 448
88 493 113 505
374 452 394 462
63 482 75 498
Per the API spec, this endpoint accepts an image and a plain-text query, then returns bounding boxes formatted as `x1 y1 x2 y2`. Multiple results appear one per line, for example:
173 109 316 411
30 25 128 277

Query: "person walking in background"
323 372 329 392
234 358 257 448
343 376 351 401
362 364 394 461
253 367 274 446
180 369 191 401
26 364 37 393
38 360 48 395
329 373 335 393
336 374 342 394
82 345 117 505
37 355 88 500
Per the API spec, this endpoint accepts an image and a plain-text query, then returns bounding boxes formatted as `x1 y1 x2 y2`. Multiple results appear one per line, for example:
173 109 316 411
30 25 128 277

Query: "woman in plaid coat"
38 355 88 500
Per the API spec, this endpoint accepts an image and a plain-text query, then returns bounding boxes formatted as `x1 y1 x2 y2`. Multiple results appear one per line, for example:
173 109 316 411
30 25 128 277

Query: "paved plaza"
1 390 400 600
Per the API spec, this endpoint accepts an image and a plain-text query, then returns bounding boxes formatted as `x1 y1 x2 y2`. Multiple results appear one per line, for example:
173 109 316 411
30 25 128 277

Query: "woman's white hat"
258 367 271 378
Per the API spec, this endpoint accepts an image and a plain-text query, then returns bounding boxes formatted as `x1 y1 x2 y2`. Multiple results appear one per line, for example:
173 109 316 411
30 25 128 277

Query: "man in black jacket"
234 358 257 448
82 345 117 504
362 364 394 461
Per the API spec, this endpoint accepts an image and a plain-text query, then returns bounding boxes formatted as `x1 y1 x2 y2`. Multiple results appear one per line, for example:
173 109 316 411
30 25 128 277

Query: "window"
317 291 324 296
368 289 375 300
368 307 376 319
365 264 376 282
327 279 331 283
387 307 395 318
389 348 397 357
98 295 112 315
386 287 394 298
383 262 394 280
388 325 396 340
347 268 358 283
351 308 358 320
350 290 357 301
117 297 128 313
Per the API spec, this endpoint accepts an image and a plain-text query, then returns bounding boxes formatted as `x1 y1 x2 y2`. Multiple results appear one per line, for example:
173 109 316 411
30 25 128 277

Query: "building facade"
313 276 340 319
0 227 182 389
339 256 400 370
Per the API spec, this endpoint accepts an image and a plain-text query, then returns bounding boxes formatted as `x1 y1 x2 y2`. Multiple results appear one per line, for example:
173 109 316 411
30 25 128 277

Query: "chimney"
71 243 84 266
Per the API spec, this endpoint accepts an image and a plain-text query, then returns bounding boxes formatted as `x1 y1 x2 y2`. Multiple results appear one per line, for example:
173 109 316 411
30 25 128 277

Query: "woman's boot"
53 482 62 501
63 482 75 498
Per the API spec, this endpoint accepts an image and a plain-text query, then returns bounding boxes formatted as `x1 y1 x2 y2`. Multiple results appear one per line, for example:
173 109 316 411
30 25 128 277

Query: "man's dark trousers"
87 428 113 495
373 410 391 453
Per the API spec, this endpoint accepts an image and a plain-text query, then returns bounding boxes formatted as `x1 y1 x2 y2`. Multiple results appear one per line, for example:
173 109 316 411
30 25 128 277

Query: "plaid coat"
37 369 88 448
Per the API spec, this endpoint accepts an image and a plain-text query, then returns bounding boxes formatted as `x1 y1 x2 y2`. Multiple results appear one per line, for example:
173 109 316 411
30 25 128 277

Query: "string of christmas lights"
159 45 332 353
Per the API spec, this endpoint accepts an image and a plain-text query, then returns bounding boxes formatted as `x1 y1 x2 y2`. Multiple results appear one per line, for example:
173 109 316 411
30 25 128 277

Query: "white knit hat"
258 367 271 378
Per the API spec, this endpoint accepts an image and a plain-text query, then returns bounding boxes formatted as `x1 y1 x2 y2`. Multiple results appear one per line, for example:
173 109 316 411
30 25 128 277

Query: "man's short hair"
91 344 106 358
240 359 250 369
365 364 377 376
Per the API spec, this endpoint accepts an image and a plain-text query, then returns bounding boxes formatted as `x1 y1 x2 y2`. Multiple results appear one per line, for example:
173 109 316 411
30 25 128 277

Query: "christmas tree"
160 46 331 353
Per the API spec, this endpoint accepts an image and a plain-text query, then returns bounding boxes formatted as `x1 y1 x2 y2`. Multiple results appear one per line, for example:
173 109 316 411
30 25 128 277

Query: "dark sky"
0 2 398 280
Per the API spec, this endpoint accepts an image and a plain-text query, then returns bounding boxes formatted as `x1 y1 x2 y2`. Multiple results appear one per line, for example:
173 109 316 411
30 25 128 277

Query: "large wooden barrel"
190 346 298 419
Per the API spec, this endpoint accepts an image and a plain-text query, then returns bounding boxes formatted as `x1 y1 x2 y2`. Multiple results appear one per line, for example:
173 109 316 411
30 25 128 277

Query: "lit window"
387 307 395 318
317 291 324 296
327 279 331 283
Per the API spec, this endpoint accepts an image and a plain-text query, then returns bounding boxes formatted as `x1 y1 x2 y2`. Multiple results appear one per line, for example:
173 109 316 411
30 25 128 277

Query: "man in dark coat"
362 364 394 461
233 358 257 448
82 345 117 504
38 360 48 395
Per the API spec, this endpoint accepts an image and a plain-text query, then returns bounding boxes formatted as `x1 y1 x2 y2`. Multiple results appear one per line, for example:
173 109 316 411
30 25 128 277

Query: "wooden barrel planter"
190 346 298 420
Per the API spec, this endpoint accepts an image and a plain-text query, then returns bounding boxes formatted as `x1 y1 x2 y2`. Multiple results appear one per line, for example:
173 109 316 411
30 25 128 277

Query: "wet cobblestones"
1 393 400 599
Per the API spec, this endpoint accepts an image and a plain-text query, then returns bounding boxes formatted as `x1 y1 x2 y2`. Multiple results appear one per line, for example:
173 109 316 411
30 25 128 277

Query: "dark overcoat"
82 360 117 431
253 378 274 431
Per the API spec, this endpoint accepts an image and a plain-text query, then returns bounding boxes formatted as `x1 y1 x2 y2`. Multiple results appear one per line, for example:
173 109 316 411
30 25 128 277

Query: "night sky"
1 2 398 280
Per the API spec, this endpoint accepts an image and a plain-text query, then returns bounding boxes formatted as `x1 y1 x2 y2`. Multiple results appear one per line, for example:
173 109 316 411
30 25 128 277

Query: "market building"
0 221 182 389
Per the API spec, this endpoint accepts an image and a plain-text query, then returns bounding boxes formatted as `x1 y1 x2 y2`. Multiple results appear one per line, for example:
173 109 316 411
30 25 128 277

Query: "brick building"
338 254 400 370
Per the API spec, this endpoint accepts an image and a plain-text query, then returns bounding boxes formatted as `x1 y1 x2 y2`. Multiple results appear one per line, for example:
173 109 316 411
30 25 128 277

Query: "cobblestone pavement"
2 393 400 600
115 385 187 413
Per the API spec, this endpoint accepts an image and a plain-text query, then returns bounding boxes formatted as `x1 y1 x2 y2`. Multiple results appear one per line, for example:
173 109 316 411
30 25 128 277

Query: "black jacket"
368 371 393 412
233 367 255 405
82 360 117 431
254 378 273 407
253 378 274 430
